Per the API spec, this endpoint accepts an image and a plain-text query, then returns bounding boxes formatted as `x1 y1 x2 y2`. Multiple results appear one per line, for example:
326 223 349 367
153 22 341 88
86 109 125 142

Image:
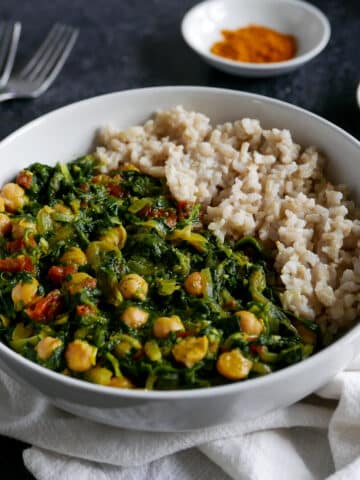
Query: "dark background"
0 0 359 477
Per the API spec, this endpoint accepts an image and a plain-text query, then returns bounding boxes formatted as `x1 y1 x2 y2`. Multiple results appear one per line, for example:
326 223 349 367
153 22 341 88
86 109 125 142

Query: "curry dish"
0 155 319 390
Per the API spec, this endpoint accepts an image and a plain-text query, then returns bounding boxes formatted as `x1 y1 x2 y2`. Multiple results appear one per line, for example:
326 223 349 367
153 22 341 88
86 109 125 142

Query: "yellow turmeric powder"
211 24 297 63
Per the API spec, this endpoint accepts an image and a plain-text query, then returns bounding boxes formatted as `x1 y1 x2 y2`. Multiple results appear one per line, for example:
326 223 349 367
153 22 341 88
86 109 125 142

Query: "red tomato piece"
177 201 193 221
25 289 63 323
107 183 125 198
176 330 196 338
0 255 34 272
16 170 33 189
48 265 77 285
76 304 96 316
6 237 36 253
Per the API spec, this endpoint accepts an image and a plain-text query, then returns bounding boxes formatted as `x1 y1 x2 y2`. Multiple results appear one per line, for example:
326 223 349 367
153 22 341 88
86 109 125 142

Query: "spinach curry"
0 156 319 390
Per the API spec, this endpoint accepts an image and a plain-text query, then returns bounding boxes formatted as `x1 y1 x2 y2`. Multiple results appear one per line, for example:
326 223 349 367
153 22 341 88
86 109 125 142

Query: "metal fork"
0 22 21 87
0 24 78 102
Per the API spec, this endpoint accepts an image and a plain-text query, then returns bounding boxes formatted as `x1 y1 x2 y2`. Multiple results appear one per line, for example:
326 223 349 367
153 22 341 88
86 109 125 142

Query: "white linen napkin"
0 358 360 480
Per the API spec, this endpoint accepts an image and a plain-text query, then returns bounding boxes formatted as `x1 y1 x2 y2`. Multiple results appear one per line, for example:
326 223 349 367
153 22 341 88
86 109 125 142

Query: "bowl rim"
181 0 331 70
0 85 359 401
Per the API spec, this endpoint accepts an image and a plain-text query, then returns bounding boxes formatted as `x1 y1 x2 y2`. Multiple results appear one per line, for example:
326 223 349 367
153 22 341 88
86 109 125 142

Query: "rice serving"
96 106 360 336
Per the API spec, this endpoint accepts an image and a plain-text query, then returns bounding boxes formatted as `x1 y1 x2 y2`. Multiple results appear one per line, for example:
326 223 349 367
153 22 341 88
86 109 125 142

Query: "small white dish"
181 0 331 77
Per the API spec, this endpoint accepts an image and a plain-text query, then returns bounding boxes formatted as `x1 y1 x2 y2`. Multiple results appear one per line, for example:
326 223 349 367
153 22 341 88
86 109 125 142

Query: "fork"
0 22 21 87
0 24 78 102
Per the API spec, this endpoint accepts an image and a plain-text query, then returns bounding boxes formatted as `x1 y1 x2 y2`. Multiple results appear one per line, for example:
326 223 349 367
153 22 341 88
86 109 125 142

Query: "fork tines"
19 24 78 84
0 21 21 86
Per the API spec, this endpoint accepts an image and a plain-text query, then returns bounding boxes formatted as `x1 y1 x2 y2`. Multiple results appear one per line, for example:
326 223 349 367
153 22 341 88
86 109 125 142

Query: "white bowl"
0 87 359 432
181 0 331 77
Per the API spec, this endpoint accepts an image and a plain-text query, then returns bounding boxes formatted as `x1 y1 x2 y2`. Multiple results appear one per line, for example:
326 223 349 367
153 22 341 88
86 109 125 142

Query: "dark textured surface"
0 0 359 478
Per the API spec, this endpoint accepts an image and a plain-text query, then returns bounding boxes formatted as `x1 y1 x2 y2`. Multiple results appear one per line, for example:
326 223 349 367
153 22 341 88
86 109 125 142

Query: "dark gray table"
0 0 359 477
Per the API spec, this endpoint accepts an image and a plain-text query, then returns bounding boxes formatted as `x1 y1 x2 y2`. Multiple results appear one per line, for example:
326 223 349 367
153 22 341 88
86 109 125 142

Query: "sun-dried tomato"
176 330 197 338
76 304 96 316
6 237 36 253
25 290 63 323
250 344 261 355
164 212 177 228
0 255 34 272
177 201 193 221
16 170 33 189
48 265 77 285
138 206 177 227
107 183 126 198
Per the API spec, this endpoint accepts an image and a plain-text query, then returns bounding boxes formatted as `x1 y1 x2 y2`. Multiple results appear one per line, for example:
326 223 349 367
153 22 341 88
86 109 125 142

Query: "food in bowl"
0 106 358 391
210 25 297 63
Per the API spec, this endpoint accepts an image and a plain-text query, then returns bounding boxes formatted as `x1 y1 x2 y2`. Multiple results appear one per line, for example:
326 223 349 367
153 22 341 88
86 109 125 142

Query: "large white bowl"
181 0 331 77
0 87 359 432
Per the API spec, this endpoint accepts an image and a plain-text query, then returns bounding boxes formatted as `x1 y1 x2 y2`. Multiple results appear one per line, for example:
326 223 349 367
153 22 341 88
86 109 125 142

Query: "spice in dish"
210 24 297 63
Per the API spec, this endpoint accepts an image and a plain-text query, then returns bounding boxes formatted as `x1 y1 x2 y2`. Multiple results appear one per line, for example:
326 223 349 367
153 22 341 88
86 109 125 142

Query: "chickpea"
85 366 113 385
64 272 96 295
119 274 148 301
60 247 87 266
216 349 253 380
11 278 39 310
99 226 127 249
184 272 203 297
108 376 134 389
0 197 4 212
153 315 184 339
121 306 149 329
0 213 11 236
35 336 62 361
65 339 97 372
235 310 263 337
1 183 27 213
172 336 208 368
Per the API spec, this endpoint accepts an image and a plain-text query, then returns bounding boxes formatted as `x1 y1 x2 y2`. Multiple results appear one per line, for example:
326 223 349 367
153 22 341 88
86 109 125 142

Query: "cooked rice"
95 106 360 334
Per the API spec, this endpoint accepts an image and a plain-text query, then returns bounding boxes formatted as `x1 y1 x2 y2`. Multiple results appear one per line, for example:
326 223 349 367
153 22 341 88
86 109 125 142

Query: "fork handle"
0 91 16 102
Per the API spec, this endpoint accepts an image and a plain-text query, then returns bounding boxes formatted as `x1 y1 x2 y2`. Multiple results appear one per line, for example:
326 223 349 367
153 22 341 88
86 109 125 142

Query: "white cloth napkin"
1 358 360 480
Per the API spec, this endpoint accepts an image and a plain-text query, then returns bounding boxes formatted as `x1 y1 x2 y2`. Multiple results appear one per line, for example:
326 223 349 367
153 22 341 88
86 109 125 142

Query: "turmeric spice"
210 24 297 63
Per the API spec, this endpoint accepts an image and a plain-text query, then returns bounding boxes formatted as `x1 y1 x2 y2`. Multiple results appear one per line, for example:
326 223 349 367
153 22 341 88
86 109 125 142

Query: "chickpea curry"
0 156 319 390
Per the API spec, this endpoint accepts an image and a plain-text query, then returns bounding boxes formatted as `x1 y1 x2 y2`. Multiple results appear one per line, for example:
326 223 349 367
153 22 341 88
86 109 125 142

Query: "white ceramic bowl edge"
0 86 358 431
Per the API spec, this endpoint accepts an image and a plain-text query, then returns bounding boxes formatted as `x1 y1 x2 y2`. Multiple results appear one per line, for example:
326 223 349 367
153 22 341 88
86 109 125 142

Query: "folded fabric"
0 358 359 480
